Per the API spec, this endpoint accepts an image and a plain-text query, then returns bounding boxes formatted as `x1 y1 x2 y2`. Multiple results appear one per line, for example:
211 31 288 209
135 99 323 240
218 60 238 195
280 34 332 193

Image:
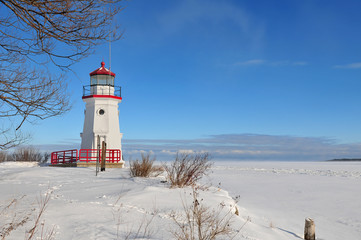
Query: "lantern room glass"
91 75 114 86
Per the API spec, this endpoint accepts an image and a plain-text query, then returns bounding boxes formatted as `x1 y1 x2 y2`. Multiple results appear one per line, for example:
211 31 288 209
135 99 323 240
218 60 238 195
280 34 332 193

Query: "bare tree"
0 0 124 149
0 68 69 149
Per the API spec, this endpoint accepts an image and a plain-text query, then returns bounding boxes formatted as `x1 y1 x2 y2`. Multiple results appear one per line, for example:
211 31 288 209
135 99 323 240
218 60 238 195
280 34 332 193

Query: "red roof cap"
89 61 115 77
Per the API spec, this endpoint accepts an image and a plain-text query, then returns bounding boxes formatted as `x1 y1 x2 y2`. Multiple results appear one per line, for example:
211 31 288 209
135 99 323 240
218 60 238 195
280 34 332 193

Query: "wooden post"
304 218 315 240
101 141 106 171
96 135 100 176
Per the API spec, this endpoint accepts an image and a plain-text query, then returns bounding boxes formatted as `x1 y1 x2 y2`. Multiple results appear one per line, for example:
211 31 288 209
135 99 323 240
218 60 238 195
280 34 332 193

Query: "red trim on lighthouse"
89 61 116 77
82 95 122 100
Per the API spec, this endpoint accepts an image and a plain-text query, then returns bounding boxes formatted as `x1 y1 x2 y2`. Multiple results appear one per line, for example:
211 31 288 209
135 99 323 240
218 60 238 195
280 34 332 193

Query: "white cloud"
161 149 207 155
126 150 148 155
161 150 176 155
178 149 195 154
334 62 361 69
234 59 308 67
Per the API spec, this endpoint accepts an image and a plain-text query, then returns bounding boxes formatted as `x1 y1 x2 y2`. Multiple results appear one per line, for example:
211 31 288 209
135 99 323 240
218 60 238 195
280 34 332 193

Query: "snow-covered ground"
1 161 360 239
210 161 361 240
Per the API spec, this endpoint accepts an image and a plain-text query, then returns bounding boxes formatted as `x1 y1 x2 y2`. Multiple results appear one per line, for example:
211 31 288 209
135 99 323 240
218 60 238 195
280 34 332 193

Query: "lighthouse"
80 61 123 161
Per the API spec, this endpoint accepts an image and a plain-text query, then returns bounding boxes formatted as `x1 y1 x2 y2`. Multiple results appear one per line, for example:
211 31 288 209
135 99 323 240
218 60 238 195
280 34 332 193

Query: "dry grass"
164 152 212 188
112 196 157 240
129 153 164 178
170 187 246 240
0 196 31 240
269 221 275 228
26 192 55 240
0 191 55 240
124 213 156 240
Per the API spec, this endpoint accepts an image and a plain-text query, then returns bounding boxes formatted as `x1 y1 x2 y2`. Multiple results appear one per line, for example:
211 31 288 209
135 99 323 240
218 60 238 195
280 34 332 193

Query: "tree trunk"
304 218 315 240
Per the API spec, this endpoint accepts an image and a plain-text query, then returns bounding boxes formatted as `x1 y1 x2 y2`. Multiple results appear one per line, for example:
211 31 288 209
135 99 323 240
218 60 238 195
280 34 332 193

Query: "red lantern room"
83 61 121 99
90 61 116 86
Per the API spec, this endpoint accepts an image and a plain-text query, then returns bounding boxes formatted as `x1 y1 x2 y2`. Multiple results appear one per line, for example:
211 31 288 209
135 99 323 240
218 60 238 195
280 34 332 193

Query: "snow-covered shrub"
129 152 163 177
164 152 212 188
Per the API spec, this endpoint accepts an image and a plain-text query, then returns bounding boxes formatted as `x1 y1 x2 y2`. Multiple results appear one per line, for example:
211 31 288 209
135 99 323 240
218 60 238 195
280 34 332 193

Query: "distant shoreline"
327 159 361 162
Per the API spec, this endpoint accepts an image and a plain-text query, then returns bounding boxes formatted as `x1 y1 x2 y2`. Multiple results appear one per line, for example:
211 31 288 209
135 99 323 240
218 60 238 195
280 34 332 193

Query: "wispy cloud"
122 134 361 161
334 62 361 69
156 0 264 48
234 59 265 66
293 61 308 66
233 60 308 67
30 138 80 152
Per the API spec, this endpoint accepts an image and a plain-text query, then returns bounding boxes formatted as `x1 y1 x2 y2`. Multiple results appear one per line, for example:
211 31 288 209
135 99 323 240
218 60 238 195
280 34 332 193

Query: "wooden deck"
49 162 124 168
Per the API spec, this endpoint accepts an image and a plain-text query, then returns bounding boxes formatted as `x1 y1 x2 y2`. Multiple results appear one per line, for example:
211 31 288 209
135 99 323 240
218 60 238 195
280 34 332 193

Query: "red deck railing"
51 149 122 165
51 149 78 165
78 149 121 163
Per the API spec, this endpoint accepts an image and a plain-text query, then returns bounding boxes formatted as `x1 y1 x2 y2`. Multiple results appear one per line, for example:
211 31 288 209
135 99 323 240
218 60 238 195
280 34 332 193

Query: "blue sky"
27 0 361 161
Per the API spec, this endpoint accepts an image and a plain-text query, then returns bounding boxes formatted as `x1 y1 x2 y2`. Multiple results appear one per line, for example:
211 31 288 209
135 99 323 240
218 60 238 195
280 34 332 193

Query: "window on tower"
91 75 114 86
98 109 105 115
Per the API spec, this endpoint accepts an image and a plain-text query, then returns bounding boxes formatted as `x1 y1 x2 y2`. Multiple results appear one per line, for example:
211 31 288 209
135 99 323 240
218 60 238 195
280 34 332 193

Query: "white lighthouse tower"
80 61 123 161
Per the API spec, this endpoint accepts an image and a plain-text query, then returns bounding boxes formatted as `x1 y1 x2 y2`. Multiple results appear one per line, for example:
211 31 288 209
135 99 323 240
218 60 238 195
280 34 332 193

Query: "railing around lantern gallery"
82 85 121 98
50 149 122 165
